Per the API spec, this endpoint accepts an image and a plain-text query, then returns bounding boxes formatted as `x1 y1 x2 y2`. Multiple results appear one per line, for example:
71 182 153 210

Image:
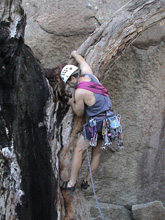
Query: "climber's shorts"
82 110 115 141
82 118 104 141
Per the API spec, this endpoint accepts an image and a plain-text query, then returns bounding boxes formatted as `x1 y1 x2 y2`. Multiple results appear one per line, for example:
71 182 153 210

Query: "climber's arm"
71 50 94 76
68 88 85 117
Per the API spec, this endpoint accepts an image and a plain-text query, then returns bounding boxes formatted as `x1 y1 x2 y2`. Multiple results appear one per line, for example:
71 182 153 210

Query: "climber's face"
67 76 77 88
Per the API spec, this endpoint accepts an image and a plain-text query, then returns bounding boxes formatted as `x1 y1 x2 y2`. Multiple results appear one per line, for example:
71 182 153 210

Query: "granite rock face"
22 0 128 68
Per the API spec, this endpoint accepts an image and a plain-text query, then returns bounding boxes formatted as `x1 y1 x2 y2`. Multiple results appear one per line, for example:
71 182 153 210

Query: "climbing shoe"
81 180 90 189
60 180 75 192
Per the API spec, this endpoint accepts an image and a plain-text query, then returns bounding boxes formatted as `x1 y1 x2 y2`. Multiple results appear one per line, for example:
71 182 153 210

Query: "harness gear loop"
102 113 124 150
87 111 124 150
89 119 98 147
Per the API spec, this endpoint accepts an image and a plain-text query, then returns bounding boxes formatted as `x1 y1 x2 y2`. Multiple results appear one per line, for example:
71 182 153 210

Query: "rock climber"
60 50 113 191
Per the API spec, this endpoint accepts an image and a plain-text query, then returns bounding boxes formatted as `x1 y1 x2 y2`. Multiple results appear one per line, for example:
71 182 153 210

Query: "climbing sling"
77 81 109 96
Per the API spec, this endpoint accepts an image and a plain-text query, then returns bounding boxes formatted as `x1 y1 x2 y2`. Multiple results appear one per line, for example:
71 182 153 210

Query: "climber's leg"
68 134 90 187
60 134 89 190
85 139 102 183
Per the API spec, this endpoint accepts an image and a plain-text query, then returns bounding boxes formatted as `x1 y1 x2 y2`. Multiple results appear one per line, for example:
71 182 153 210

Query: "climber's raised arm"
70 50 94 76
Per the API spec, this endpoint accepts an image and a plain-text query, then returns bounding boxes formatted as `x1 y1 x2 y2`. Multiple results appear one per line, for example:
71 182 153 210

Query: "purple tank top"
76 74 112 117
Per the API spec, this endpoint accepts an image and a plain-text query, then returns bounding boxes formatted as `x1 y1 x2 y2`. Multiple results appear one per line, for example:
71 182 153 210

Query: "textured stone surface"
89 202 132 220
0 146 24 220
132 201 165 220
22 0 128 68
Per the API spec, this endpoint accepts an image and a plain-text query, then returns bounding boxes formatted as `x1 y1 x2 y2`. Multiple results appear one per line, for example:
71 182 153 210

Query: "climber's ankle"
68 179 75 187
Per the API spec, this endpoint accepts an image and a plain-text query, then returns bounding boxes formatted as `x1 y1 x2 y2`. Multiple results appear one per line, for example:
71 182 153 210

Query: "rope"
83 125 104 220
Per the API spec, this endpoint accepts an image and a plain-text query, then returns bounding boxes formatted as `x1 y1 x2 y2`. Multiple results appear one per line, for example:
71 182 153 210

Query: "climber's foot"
60 180 76 192
81 180 90 189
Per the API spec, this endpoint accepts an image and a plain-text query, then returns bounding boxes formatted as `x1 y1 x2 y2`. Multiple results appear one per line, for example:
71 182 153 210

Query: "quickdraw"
89 119 98 147
102 114 124 150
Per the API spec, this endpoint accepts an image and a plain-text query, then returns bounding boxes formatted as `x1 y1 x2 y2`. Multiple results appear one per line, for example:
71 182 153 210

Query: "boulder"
22 0 128 67
89 202 132 220
132 201 165 220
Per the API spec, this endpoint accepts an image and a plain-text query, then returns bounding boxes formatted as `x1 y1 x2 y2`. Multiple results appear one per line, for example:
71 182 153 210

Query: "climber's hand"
68 96 74 105
70 50 77 58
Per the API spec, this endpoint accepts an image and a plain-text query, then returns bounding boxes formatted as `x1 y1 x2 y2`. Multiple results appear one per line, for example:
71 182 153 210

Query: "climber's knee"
74 134 87 154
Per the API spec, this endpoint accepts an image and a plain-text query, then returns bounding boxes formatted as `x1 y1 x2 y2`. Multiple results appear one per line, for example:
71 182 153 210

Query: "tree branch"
76 0 165 80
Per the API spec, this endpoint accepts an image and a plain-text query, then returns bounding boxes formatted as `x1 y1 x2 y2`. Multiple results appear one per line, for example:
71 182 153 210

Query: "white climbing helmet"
61 65 79 83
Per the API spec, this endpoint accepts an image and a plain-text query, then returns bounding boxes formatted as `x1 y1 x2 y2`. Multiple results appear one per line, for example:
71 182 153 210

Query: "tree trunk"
78 0 165 76
0 0 165 220
0 1 57 219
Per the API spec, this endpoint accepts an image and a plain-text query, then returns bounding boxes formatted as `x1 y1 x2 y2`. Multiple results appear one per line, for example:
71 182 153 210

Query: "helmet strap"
70 70 81 103
68 70 80 88
75 74 80 87
66 69 81 103
68 81 77 88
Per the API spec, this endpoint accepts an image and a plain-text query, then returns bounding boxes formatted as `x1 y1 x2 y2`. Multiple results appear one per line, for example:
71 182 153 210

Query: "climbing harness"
88 111 124 151
83 125 105 220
